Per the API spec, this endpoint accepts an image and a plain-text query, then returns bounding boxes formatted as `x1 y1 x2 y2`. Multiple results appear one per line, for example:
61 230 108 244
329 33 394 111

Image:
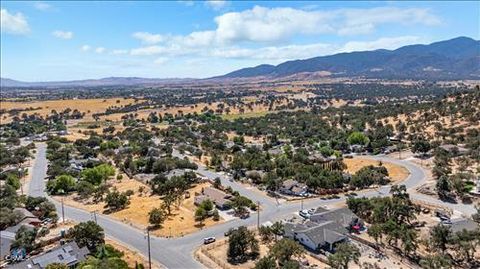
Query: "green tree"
195 207 207 226
104 188 130 211
430 224 451 253
254 255 277 269
78 256 128 269
227 226 259 263
48 174 76 194
213 177 222 189
0 207 24 230
45 263 68 269
148 207 167 228
69 221 105 251
270 239 304 265
347 131 369 145
412 139 431 156
419 254 452 269
270 221 284 241
326 243 360 269
81 164 115 185
6 174 21 190
258 225 274 243
11 225 37 252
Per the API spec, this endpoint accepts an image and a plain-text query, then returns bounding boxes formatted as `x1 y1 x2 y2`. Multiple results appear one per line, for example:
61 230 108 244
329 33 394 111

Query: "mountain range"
1 36 479 88
219 37 480 80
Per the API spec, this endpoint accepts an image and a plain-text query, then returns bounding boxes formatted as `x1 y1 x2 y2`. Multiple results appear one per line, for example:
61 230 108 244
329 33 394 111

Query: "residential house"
1 208 43 259
447 218 479 234
284 207 363 252
8 242 89 269
279 179 308 196
194 187 231 210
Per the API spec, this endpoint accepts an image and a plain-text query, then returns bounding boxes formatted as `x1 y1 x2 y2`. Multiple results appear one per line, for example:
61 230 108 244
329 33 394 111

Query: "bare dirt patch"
344 157 410 182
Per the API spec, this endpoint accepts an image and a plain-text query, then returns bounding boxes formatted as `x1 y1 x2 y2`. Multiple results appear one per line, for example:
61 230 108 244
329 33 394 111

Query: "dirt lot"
344 157 410 182
54 176 223 237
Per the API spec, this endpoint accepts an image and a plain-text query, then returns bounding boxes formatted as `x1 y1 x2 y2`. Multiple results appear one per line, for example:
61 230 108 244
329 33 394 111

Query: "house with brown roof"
194 187 232 210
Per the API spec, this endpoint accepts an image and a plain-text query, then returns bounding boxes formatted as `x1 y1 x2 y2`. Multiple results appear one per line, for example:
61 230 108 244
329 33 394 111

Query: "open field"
344 157 410 181
0 98 139 120
53 177 224 237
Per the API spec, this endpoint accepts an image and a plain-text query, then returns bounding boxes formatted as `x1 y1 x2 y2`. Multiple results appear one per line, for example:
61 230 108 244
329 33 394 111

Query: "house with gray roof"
7 242 89 269
279 179 308 196
447 218 479 234
194 187 232 210
284 207 362 252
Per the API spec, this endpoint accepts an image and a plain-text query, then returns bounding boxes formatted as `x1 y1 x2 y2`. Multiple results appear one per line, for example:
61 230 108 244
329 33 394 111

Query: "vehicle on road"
203 237 216 244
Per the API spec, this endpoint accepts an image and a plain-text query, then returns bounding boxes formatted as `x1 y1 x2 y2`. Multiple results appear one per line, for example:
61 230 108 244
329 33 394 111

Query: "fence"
195 240 231 269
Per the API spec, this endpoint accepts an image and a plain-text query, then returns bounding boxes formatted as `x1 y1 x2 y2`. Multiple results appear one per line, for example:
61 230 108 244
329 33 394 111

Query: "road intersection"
28 144 476 268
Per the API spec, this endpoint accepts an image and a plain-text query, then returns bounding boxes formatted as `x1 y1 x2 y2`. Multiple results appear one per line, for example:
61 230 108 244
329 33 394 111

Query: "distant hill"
218 37 480 80
2 37 479 88
0 77 194 88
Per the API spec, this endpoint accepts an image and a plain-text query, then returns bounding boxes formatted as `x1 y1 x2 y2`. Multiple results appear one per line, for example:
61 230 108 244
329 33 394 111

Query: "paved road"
28 146 476 268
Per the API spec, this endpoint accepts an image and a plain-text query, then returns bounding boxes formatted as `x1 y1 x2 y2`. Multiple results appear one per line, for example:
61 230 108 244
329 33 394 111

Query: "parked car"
299 210 311 219
203 237 216 244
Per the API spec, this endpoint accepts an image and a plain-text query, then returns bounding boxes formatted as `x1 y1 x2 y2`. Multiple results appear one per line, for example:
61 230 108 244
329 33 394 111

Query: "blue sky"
1 1 479 81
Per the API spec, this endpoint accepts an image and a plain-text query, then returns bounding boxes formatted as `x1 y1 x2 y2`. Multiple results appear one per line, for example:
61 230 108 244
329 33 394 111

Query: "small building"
279 179 308 196
7 242 89 269
194 187 231 210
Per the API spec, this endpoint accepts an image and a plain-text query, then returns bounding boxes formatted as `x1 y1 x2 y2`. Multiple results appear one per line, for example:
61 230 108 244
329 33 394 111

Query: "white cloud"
95 47 106 54
1 9 30 35
81 45 91 51
130 6 440 48
112 49 128 55
34 2 52 11
154 57 169 64
52 30 73 39
205 0 227 10
132 32 165 44
338 36 423 52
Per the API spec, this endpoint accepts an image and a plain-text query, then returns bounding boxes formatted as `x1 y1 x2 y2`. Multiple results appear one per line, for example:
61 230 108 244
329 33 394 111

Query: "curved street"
29 144 476 268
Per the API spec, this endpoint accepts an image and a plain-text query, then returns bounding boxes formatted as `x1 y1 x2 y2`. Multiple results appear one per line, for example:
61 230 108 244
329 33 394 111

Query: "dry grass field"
1 98 138 119
344 157 410 181
54 176 224 237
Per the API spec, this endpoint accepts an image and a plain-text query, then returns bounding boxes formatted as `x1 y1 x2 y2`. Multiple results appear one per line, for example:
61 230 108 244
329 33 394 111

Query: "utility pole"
61 196 65 224
92 211 98 224
301 196 304 211
257 201 260 230
146 228 152 269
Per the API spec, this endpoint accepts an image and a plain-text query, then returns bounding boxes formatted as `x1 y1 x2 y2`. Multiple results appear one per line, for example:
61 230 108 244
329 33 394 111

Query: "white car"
203 237 216 244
